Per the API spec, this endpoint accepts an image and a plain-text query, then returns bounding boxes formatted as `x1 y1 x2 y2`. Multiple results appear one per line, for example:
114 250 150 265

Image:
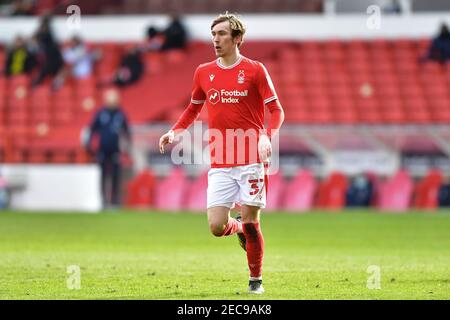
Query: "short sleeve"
256 62 278 105
191 66 206 104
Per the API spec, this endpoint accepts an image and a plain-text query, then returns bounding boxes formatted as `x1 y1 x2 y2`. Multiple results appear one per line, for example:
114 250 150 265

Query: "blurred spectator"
346 175 373 207
85 89 131 209
63 36 99 79
52 35 100 89
438 177 450 207
145 25 165 51
160 15 188 51
4 35 37 77
422 22 450 64
31 15 64 87
99 46 144 88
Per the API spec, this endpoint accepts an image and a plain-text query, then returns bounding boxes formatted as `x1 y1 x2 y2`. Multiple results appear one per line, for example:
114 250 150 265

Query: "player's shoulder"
241 56 267 72
240 56 263 67
195 60 217 73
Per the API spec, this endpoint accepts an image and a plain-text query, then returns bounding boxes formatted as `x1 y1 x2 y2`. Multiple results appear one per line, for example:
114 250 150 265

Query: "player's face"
211 21 240 57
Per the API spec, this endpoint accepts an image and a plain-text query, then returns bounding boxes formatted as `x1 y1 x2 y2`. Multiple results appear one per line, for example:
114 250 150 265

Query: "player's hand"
159 130 175 154
258 134 272 162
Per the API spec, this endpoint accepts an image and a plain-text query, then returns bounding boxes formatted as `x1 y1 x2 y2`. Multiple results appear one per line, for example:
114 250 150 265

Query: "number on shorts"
249 178 264 196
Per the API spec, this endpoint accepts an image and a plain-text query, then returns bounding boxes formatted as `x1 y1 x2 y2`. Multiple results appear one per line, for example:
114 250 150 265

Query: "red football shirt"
188 55 279 168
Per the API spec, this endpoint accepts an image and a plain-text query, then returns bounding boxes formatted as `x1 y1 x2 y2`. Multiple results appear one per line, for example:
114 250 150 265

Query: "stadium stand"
378 170 414 211
315 171 349 210
129 167 450 211
184 170 208 211
1 5 450 212
1 38 449 165
283 170 318 212
125 169 156 208
413 169 443 210
154 166 188 211
264 169 285 211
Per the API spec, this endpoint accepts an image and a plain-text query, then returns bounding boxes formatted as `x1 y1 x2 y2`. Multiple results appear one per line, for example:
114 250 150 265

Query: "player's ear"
234 34 242 47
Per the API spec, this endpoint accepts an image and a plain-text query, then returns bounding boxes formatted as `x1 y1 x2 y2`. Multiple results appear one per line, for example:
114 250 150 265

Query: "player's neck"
219 51 241 67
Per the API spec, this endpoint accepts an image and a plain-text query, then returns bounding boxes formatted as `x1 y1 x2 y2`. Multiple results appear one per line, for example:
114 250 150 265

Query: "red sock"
220 218 241 236
243 222 264 278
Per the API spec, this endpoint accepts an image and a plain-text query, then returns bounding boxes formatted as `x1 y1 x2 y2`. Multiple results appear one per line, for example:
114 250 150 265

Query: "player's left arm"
256 62 285 160
259 98 284 160
266 99 285 139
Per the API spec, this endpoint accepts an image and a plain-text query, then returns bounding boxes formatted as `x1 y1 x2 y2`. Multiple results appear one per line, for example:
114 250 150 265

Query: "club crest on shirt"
237 70 245 84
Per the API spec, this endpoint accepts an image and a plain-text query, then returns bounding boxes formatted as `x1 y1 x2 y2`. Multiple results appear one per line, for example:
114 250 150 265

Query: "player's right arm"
159 66 206 154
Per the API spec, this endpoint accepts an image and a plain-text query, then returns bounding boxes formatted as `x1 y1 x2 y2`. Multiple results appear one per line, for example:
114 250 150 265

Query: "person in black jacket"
31 15 64 87
97 45 144 88
422 23 450 64
113 46 144 87
85 89 132 209
160 15 188 51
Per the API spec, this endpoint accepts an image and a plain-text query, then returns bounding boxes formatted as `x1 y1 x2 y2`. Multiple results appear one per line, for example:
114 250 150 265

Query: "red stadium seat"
378 170 414 212
413 170 442 210
382 110 407 124
125 170 156 208
283 170 317 212
8 75 29 110
264 170 285 211
285 109 310 123
185 171 208 211
0 77 7 110
334 111 358 124
8 109 29 126
315 172 348 210
154 167 188 211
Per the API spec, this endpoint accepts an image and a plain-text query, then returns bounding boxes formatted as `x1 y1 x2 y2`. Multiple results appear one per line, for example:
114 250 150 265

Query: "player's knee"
209 223 225 237
242 216 260 224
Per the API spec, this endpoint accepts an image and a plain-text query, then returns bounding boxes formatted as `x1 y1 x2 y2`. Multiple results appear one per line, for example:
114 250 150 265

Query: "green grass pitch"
0 210 449 300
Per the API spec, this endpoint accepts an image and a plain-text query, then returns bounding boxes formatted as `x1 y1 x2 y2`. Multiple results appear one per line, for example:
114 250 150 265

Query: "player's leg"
241 205 265 294
206 168 241 237
207 206 242 237
237 163 267 294
234 210 247 251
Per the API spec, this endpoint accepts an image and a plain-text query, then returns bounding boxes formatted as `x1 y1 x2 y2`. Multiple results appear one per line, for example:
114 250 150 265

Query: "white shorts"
207 163 267 209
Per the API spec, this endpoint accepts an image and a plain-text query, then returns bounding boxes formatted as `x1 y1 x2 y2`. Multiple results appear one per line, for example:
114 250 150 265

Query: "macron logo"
207 88 220 105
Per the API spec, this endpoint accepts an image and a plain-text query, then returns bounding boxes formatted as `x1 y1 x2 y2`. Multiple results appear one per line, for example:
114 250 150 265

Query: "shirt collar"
216 55 244 69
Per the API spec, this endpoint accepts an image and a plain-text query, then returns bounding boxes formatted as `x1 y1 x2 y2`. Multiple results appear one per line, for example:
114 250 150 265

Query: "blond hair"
211 12 246 48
